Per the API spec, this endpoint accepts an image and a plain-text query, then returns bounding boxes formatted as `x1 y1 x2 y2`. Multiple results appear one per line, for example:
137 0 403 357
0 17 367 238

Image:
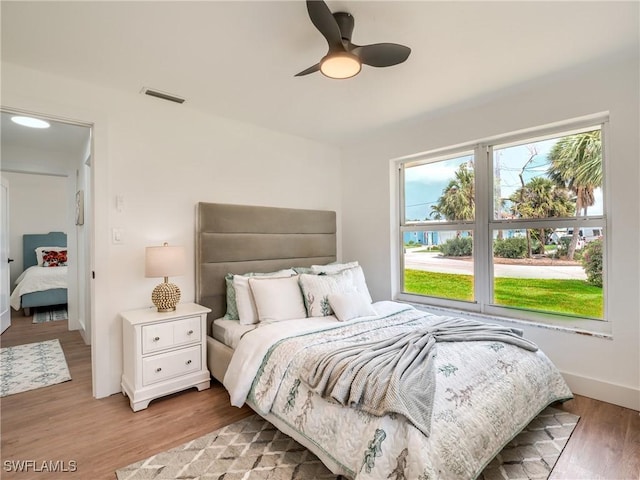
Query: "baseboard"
78 326 90 345
562 371 639 411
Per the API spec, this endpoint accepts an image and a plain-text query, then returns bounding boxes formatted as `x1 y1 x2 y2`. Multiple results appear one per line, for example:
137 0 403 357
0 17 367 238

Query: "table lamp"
145 242 186 312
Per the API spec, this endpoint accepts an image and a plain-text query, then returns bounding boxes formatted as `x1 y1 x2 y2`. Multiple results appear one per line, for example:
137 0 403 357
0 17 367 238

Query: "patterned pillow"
292 266 314 275
42 250 68 267
223 274 239 320
298 269 357 317
311 262 372 303
35 246 66 266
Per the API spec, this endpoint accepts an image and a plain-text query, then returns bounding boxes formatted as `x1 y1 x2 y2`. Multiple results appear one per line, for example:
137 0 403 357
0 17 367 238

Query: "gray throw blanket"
302 316 538 437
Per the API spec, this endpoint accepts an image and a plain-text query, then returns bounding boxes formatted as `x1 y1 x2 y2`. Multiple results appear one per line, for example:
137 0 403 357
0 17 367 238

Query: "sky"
405 134 603 222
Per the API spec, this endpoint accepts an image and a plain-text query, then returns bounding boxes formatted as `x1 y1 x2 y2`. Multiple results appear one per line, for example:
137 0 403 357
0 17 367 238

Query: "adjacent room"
1 1 638 479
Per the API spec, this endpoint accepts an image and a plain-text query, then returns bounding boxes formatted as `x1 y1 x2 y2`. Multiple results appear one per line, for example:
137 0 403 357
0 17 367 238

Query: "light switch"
112 228 124 244
116 195 125 213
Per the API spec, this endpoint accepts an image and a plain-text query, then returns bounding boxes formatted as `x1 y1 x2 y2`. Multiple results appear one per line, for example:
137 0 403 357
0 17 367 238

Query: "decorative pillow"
233 269 296 325
41 249 68 267
310 261 359 274
292 266 314 275
328 292 377 322
35 246 66 266
311 262 372 304
248 276 307 323
223 273 239 320
298 269 358 317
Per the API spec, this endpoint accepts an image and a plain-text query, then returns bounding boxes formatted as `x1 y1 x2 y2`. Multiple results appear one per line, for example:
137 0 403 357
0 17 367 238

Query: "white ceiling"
1 1 638 148
1 112 89 156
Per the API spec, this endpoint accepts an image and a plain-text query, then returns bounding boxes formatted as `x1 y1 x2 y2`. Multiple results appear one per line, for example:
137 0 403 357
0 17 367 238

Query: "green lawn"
404 269 603 319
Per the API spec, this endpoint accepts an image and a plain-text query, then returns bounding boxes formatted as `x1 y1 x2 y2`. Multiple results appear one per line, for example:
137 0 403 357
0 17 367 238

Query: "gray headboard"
23 232 67 269
195 202 337 328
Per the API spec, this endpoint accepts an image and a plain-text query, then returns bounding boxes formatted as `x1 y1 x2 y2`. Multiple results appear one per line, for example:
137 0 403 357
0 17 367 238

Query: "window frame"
397 115 609 334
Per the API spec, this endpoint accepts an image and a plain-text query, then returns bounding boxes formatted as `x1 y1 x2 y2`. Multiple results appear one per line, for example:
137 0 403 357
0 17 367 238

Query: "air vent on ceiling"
140 87 186 104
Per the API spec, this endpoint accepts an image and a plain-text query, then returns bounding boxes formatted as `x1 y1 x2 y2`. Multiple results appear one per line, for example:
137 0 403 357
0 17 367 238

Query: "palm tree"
510 177 575 256
547 130 602 259
431 163 475 222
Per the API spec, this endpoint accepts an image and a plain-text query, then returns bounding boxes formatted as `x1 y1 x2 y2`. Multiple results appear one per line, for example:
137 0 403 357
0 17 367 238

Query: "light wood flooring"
1 309 638 480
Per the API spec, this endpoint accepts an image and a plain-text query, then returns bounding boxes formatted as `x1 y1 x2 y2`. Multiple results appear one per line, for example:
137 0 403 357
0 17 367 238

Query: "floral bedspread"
228 303 573 479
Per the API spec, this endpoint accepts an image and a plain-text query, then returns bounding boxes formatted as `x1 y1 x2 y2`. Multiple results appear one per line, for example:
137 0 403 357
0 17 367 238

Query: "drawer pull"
156 367 162 373
186 359 192 365
187 330 194 335
153 336 160 342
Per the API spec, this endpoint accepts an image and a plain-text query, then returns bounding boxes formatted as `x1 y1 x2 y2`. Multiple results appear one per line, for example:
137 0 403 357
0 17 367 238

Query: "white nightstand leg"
131 399 152 412
195 380 210 392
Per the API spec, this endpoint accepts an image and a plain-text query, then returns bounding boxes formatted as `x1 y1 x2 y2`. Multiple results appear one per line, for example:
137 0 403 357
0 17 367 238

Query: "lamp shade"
145 244 186 278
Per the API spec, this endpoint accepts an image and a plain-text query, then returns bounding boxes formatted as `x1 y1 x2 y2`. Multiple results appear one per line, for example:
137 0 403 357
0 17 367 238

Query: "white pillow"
311 262 372 304
248 276 306 323
311 261 359 274
298 269 358 317
328 292 378 322
234 269 295 325
35 246 66 266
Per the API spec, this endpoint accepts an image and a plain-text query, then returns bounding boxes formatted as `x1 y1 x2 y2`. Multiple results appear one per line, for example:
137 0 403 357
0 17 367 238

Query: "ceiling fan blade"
306 0 343 51
351 43 411 67
295 63 321 76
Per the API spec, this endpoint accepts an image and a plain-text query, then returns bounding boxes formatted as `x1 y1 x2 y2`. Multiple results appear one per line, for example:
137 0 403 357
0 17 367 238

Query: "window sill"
394 294 613 339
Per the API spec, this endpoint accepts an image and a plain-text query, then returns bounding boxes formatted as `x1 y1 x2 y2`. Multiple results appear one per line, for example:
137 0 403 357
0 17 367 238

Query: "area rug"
0 339 71 397
32 305 68 323
115 406 579 480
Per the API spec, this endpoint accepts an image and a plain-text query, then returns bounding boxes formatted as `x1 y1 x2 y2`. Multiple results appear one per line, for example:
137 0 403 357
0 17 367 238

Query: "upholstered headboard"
195 202 337 329
23 232 67 269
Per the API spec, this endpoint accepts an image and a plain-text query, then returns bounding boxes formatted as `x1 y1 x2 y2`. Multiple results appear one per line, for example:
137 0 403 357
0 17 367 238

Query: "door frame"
1 176 11 334
1 106 94 381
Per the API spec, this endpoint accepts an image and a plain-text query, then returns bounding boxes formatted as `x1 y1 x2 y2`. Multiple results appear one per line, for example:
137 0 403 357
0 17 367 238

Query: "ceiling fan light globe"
320 52 361 79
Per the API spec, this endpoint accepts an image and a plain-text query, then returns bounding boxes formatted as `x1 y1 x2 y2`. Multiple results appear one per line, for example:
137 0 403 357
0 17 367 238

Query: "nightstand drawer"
173 316 201 345
142 322 175 353
141 316 202 354
142 345 201 386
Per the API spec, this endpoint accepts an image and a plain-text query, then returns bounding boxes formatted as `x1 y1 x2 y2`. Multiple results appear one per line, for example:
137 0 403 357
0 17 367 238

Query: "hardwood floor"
1 309 638 480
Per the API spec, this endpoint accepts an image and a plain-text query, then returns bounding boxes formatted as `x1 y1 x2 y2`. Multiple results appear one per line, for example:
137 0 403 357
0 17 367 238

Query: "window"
399 119 607 330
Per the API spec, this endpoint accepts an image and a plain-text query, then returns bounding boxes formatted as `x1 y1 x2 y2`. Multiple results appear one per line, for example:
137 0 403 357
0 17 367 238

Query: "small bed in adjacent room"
195 202 573 480
10 232 68 316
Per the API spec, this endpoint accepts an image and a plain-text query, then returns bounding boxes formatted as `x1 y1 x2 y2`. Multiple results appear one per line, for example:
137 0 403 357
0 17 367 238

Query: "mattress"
211 318 256 350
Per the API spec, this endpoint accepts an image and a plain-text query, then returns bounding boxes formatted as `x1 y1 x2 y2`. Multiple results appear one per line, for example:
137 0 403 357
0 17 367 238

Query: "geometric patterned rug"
478 406 579 480
32 305 68 323
115 406 578 480
0 339 71 397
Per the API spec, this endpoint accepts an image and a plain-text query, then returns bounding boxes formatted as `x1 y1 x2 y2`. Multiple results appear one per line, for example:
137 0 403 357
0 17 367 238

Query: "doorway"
0 109 93 350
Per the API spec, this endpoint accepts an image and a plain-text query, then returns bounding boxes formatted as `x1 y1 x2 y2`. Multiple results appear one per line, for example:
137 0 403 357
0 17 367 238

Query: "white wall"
341 53 640 410
1 61 342 398
2 171 68 285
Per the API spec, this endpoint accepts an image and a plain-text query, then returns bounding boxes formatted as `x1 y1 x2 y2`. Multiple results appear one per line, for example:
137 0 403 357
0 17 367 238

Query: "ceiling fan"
295 0 411 79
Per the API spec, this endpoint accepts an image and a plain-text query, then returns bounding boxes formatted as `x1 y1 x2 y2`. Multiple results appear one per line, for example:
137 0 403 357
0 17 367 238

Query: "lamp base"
151 282 181 312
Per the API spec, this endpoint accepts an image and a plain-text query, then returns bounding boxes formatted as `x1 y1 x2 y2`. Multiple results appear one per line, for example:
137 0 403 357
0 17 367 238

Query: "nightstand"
120 303 211 411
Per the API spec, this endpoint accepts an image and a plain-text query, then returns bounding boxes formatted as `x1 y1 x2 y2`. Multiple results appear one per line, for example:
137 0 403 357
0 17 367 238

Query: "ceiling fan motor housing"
333 12 354 43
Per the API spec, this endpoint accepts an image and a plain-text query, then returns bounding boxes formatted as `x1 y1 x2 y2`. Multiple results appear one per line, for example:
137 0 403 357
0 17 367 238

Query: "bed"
9 232 68 316
195 202 573 479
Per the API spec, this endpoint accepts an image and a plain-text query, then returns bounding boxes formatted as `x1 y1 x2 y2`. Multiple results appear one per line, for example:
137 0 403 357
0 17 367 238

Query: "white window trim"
395 114 610 335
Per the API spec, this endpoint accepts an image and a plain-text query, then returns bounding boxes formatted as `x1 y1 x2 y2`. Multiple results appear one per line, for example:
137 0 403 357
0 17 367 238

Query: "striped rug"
32 305 68 323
